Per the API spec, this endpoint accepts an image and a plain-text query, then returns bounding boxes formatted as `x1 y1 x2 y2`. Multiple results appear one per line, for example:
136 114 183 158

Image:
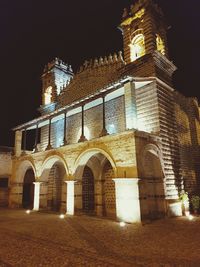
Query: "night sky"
0 0 200 147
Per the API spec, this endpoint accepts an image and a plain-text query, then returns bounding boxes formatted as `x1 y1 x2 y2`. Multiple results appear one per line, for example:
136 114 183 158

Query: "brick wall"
102 161 116 218
40 96 125 150
0 152 12 207
174 92 200 194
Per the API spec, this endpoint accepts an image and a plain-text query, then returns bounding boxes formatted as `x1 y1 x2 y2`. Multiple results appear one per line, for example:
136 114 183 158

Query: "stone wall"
0 150 12 207
174 92 200 194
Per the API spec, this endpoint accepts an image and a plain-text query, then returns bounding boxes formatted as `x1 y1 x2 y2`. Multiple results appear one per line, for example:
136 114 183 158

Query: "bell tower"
120 0 169 64
41 58 73 114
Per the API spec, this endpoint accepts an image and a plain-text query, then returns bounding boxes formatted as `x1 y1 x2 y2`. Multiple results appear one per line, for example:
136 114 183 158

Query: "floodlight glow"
185 211 190 217
188 215 193 221
59 214 65 219
119 222 126 227
26 210 31 214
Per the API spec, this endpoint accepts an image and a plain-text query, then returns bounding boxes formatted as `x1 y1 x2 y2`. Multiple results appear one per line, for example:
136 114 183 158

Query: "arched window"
156 34 165 55
130 34 145 62
44 86 52 105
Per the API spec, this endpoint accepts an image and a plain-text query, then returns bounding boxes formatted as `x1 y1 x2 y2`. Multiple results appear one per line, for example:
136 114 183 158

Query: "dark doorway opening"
82 166 95 213
22 169 35 209
47 164 63 212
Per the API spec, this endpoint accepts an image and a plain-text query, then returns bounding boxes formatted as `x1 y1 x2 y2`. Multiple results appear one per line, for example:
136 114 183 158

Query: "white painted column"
33 182 42 211
124 81 137 130
113 178 141 223
65 181 76 215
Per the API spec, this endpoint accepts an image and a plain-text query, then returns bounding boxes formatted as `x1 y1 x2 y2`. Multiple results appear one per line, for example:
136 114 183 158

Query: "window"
156 34 165 55
130 33 145 62
0 178 8 188
44 86 53 105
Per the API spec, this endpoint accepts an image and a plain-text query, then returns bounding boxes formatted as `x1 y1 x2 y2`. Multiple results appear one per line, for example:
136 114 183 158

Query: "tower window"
130 33 145 62
44 86 53 105
156 34 165 55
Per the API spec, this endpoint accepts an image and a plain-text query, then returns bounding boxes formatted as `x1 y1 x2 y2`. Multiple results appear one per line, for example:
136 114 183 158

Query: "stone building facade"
9 0 200 223
0 147 13 207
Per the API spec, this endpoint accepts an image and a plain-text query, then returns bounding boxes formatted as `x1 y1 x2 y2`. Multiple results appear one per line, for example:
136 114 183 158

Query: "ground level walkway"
0 209 200 266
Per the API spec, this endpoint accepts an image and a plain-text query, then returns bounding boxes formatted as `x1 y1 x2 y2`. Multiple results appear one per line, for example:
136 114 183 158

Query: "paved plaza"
0 209 200 266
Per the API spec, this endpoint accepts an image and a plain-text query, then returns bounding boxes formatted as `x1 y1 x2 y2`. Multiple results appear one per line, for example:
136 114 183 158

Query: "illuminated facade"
9 0 200 223
0 147 12 207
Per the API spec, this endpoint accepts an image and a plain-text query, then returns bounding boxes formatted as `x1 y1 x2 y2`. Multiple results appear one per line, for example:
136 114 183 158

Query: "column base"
99 128 109 137
45 144 52 150
21 150 27 156
33 147 39 153
113 178 141 223
78 135 87 143
63 140 68 146
167 200 182 217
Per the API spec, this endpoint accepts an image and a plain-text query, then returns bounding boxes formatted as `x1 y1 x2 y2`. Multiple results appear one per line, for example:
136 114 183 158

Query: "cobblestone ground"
0 209 200 267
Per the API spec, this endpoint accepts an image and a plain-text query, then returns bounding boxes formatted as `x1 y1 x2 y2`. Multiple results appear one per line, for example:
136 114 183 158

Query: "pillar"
46 118 52 150
34 123 39 152
65 181 76 215
33 182 42 211
124 81 137 130
100 95 108 137
78 105 87 142
63 111 68 145
113 178 141 223
21 128 27 155
14 130 22 157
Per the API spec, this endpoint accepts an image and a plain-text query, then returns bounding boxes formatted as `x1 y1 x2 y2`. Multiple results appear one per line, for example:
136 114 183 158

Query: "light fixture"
185 211 190 217
119 221 126 227
59 214 65 219
188 215 193 221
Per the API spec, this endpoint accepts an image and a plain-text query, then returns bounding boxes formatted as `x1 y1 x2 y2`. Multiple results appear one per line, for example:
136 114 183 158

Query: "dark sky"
0 0 200 147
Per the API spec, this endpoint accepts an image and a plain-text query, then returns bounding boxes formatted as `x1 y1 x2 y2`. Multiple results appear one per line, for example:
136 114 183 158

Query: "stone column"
33 182 42 211
21 128 27 155
46 118 52 150
124 81 137 130
34 123 39 152
78 105 87 142
100 95 108 137
113 178 141 223
63 111 68 145
65 181 76 215
14 130 22 157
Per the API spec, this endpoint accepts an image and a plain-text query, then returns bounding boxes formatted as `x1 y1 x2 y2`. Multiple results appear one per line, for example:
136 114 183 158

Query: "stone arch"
140 143 166 219
73 148 116 218
142 143 165 176
130 29 145 62
73 148 116 175
15 159 36 183
40 154 69 180
15 160 36 209
39 154 69 211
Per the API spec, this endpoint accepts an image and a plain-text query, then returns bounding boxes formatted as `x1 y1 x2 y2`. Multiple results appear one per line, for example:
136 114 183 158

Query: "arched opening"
44 86 53 105
142 148 166 219
22 169 35 209
130 33 145 62
82 166 95 213
74 150 116 218
40 157 67 212
156 34 165 55
47 163 63 211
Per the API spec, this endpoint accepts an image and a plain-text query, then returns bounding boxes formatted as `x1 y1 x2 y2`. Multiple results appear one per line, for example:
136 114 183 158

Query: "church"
6 0 200 223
